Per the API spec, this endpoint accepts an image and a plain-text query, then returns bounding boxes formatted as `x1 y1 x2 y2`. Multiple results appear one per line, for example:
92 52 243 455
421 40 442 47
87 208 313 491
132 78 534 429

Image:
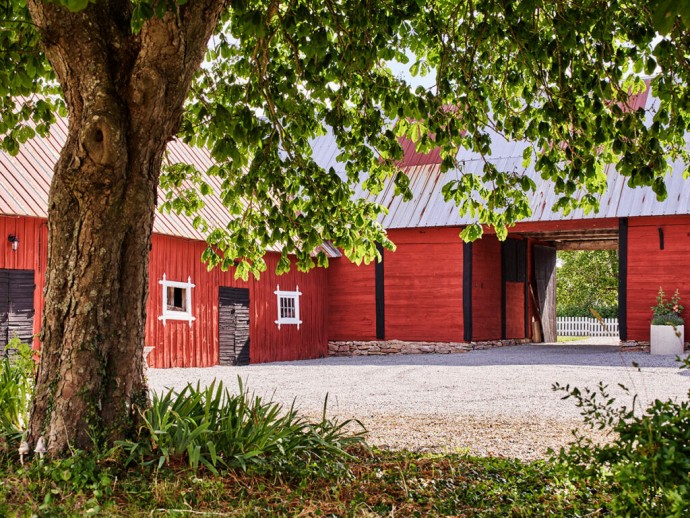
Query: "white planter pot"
650 324 684 355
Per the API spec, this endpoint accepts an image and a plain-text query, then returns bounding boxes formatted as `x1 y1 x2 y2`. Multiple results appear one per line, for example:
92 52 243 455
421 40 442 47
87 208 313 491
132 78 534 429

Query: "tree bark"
25 0 225 454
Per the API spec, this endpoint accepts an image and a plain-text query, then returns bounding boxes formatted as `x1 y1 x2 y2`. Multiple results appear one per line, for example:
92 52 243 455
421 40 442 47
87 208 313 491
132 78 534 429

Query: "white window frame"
274 285 302 329
158 274 195 327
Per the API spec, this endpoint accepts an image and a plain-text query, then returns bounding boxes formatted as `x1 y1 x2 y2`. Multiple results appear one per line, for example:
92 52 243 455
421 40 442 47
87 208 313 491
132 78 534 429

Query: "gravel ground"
148 338 690 460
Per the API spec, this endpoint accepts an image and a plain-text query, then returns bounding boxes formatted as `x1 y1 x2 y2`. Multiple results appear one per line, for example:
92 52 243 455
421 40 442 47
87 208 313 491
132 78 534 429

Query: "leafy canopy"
1 0 689 277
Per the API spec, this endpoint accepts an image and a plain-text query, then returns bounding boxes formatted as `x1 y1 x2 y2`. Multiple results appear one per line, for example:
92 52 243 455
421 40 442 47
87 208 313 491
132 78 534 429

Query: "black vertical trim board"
523 241 530 339
658 227 664 250
375 243 385 340
500 242 507 339
618 218 628 341
463 242 473 342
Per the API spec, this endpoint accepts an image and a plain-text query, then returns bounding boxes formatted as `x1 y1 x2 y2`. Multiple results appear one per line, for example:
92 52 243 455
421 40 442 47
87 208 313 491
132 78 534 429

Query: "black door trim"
463 242 473 341
375 243 385 340
618 218 628 341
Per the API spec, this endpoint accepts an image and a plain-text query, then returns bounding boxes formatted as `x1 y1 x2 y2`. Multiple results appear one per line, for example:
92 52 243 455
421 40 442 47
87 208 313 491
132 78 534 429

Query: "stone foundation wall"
330 339 689 357
619 340 651 352
620 340 690 353
328 338 532 357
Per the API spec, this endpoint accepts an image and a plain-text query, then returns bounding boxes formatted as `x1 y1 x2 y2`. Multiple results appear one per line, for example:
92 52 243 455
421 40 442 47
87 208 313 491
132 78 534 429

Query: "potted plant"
650 287 685 355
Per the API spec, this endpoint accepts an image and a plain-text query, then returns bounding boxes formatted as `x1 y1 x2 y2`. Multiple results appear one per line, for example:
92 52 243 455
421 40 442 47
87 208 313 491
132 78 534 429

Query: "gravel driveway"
148 339 690 460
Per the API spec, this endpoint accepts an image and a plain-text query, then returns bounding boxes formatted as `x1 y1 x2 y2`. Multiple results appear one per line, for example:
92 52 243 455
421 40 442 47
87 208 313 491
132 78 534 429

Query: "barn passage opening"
556 249 619 340
523 226 619 343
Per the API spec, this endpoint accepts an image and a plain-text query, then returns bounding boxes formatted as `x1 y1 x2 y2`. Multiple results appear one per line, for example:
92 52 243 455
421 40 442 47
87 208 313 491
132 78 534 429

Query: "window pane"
167 287 187 312
280 296 295 319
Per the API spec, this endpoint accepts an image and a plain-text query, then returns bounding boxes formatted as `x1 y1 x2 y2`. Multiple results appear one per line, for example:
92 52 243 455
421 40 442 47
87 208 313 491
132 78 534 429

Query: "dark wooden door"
0 269 36 351
0 270 8 349
218 287 250 366
533 245 557 342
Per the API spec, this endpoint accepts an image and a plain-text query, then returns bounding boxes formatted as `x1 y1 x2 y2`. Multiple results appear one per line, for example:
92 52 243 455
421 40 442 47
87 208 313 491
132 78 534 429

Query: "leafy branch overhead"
2 0 690 275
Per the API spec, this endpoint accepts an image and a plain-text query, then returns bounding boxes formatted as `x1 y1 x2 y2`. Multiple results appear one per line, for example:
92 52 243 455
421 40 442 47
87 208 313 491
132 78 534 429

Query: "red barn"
0 117 336 367
3 85 689 364
324 86 690 353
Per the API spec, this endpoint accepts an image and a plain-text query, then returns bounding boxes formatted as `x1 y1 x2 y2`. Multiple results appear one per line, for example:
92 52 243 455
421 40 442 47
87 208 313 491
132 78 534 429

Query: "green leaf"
460 224 483 242
652 0 678 34
61 0 93 12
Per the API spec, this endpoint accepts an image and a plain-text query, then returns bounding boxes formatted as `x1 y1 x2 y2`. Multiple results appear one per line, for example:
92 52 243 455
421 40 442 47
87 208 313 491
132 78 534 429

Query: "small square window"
274 285 301 329
158 274 195 326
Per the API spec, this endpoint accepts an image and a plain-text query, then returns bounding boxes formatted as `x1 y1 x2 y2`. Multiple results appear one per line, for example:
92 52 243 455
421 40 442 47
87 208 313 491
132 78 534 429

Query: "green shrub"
556 305 618 319
651 287 685 325
553 363 690 517
118 378 365 476
0 338 36 444
651 312 685 326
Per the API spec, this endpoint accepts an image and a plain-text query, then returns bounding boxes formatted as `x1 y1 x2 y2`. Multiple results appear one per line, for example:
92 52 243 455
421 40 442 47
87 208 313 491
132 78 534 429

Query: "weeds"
0 446 609 516
553 357 690 517
0 339 36 445
118 378 365 477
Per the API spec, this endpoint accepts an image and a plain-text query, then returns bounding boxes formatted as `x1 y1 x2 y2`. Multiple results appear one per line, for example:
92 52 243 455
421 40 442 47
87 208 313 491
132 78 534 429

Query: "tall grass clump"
553 358 690 517
118 379 365 477
0 338 35 445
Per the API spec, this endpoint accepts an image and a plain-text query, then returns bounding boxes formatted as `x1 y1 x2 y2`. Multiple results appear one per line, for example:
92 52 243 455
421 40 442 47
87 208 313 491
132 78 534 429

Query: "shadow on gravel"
251 344 689 370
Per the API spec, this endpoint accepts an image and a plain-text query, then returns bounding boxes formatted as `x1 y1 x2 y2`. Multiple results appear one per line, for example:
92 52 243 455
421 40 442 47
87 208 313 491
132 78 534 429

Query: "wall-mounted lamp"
7 234 19 252
658 227 665 250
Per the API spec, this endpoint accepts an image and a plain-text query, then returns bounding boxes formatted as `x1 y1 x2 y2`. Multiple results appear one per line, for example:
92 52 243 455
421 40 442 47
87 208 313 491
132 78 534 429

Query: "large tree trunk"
25 1 224 454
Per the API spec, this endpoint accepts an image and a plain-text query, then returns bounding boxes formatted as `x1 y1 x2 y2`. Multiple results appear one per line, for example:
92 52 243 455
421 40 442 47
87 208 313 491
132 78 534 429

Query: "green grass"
0 446 610 517
557 335 588 342
0 345 616 516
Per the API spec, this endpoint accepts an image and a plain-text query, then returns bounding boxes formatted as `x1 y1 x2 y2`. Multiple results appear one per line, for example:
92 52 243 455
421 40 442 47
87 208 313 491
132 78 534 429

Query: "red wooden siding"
147 235 233 368
472 236 502 340
626 215 690 342
505 282 525 339
384 228 463 341
147 234 329 367
326 258 376 340
0 218 328 367
13 210 690 357
0 215 47 348
250 253 328 364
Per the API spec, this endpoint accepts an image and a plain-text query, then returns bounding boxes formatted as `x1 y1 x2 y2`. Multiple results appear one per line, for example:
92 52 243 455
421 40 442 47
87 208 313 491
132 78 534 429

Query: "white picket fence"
557 317 619 337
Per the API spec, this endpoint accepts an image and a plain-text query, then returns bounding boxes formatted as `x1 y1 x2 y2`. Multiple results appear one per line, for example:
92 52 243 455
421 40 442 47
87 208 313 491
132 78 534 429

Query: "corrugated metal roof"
0 117 340 257
358 155 690 229
311 88 690 228
4 87 687 242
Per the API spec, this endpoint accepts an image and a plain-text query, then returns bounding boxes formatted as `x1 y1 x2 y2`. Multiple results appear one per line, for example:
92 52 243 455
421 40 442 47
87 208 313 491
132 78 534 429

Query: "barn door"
533 245 557 343
0 269 36 351
0 270 8 349
218 287 250 366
